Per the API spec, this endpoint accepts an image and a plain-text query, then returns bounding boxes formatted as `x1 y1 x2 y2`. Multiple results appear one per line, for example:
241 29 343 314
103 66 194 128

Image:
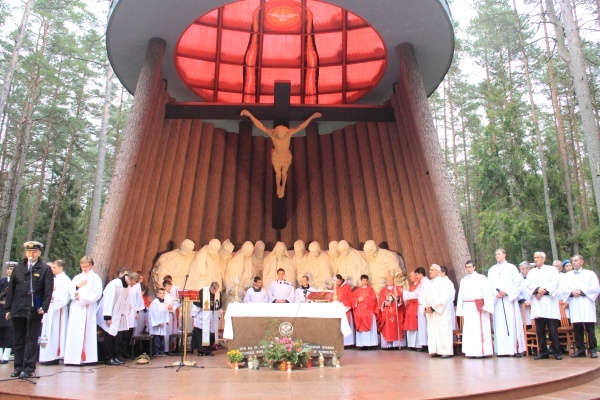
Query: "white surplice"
424 276 454 356
149 298 169 336
64 270 103 365
39 272 71 362
527 265 560 320
487 261 525 355
456 272 494 357
97 278 130 336
564 269 600 323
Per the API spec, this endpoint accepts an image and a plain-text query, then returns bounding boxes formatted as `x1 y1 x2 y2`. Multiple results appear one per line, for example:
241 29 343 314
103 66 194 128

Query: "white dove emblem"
268 11 299 22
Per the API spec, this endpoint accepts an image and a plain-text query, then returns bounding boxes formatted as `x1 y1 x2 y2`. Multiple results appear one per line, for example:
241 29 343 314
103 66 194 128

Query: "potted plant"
226 349 244 369
259 334 311 369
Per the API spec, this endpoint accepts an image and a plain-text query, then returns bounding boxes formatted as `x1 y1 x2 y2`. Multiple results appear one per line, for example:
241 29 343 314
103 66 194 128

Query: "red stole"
350 285 377 332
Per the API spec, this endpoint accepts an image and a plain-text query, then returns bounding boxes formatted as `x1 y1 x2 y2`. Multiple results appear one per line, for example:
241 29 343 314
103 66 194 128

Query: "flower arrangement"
227 349 244 364
259 334 311 367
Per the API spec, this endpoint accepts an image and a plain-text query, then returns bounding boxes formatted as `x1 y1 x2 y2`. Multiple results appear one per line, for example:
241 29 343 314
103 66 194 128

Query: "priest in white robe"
456 260 494 357
268 268 295 303
294 275 317 302
40 260 71 364
97 272 140 365
191 282 221 356
487 248 525 357
527 251 561 360
415 267 430 351
243 277 268 303
64 256 103 365
566 254 599 358
424 264 454 358
263 242 297 288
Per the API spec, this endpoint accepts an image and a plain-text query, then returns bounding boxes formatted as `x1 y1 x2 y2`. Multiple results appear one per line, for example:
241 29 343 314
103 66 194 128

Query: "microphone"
185 274 189 278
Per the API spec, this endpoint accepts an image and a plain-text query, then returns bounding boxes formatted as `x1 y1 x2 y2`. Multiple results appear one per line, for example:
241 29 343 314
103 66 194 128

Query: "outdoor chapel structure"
95 0 470 283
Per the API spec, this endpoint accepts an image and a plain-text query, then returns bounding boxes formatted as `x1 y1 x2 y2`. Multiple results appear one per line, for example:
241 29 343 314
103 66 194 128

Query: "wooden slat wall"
106 111 460 279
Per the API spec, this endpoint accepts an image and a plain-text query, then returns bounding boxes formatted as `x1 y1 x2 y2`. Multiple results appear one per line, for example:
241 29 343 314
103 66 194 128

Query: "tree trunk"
540 0 579 253
43 76 87 260
447 74 459 189
0 0 36 146
1 17 48 265
547 0 600 223
512 0 557 259
86 66 113 255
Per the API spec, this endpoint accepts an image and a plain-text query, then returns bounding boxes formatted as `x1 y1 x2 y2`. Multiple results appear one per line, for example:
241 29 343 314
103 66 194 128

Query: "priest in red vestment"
378 274 405 349
350 275 378 349
332 274 355 346
402 271 420 349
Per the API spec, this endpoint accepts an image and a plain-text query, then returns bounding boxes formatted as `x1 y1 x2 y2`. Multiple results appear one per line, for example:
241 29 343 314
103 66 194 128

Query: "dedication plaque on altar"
224 303 348 357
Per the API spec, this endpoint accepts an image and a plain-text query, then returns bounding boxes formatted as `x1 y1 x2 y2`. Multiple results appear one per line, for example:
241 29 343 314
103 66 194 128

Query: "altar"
224 302 351 357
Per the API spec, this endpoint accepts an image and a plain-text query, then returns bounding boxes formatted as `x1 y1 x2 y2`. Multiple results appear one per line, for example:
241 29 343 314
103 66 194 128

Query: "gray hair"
572 254 584 262
210 281 220 291
534 251 546 259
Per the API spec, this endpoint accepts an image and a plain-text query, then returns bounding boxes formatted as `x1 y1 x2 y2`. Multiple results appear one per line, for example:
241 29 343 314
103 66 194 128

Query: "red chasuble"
404 281 419 331
333 283 353 323
350 285 377 332
378 286 405 341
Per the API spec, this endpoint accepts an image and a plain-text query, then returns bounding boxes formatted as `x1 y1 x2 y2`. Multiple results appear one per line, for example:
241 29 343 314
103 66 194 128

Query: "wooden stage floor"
0 349 598 400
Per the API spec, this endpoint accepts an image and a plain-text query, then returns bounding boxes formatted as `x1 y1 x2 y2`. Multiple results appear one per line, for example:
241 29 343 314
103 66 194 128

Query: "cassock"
487 261 525 355
129 283 145 335
97 278 130 336
335 282 355 346
456 271 494 357
402 280 420 348
191 287 221 354
39 271 71 363
243 286 268 303
378 285 405 348
64 270 102 365
416 277 430 348
424 275 454 356
268 280 294 303
294 285 317 303
351 284 378 347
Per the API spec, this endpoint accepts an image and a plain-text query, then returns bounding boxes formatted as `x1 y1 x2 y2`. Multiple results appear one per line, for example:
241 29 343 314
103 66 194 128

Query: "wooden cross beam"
164 82 395 231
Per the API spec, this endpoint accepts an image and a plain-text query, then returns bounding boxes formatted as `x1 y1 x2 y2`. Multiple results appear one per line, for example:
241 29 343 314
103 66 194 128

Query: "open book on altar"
306 290 334 302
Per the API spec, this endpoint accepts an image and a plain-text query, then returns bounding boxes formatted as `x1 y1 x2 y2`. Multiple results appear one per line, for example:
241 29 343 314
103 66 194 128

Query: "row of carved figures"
151 239 408 303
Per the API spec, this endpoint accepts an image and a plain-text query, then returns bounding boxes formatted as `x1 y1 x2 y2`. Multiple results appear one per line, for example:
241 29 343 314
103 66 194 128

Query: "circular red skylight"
175 0 387 104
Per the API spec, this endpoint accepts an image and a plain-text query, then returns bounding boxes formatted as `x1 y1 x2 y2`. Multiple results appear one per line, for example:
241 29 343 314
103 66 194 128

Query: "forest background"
0 0 598 279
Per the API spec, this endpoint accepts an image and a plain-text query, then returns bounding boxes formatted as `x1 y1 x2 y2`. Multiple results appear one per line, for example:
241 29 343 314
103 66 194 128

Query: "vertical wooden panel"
332 130 358 246
281 139 295 246
305 123 326 245
354 122 386 245
248 136 266 241
364 121 401 251
217 131 239 241
137 119 184 273
201 128 227 243
386 111 430 269
291 136 310 241
95 38 166 280
172 120 204 246
319 132 341 241
343 125 371 245
377 121 418 269
231 122 252 246
187 124 215 247
110 85 168 271
157 119 193 254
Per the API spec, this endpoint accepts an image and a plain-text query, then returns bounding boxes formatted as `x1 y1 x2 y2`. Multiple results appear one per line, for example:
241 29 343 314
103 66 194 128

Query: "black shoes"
534 354 549 360
513 353 522 358
19 371 34 378
570 350 586 358
440 355 454 359
106 358 121 366
10 370 21 378
590 350 597 359
114 357 125 364
554 354 563 360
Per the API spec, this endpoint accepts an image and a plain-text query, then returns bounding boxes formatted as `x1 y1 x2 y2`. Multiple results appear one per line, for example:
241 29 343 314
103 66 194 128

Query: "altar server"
268 268 294 303
294 275 317 302
149 288 169 356
566 255 599 358
97 272 140 365
64 256 103 365
243 277 268 303
39 260 71 364
456 260 494 357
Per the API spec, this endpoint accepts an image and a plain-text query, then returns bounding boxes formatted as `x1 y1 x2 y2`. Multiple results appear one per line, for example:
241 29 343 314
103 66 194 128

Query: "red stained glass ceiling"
174 0 387 105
